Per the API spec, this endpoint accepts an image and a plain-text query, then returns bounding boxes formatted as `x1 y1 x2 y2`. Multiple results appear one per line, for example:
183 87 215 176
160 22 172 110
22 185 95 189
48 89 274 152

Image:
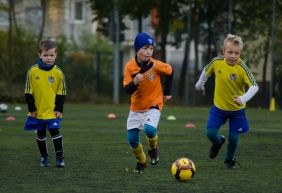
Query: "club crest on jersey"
48 76 55 84
230 74 237 81
148 73 154 81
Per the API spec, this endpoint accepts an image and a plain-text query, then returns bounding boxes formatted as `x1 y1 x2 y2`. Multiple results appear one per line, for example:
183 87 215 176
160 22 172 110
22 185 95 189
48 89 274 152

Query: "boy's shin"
132 143 146 164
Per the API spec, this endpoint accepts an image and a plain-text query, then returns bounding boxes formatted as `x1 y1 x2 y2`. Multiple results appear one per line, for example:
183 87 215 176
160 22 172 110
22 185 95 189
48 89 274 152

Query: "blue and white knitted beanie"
134 32 154 52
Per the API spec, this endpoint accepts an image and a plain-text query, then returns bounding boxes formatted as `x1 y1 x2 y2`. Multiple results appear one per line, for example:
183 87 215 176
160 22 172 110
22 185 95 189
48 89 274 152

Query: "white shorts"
126 109 161 130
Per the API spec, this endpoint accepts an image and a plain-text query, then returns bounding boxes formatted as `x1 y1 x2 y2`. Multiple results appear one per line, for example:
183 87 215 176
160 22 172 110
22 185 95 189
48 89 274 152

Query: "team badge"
148 74 154 81
230 74 237 81
48 76 55 84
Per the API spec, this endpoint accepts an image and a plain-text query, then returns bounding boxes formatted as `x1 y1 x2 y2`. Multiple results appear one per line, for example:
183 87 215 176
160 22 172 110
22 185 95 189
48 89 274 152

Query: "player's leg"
206 106 227 159
47 119 64 167
127 128 146 173
36 127 50 167
144 124 159 165
127 111 146 173
49 129 65 168
144 108 160 165
224 132 239 168
225 109 249 168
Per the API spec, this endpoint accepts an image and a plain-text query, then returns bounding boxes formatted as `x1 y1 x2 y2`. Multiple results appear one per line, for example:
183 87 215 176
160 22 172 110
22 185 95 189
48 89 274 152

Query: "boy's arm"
54 94 66 113
155 61 173 97
123 63 138 95
124 81 138 95
236 85 259 105
235 64 259 105
25 93 37 112
195 69 209 91
163 69 173 96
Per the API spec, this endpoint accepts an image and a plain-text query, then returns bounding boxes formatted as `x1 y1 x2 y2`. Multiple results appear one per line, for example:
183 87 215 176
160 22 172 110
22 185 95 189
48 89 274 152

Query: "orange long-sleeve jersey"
123 57 173 112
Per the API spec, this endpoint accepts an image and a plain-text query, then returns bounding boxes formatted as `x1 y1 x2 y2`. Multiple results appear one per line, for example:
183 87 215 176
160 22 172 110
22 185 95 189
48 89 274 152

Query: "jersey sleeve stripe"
56 66 67 95
238 61 257 86
62 76 67 95
24 66 36 93
24 76 31 93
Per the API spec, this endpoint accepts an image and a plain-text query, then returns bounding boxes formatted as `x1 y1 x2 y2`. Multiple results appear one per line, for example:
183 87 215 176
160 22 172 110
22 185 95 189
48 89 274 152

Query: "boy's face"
136 45 153 63
223 42 241 66
39 48 57 65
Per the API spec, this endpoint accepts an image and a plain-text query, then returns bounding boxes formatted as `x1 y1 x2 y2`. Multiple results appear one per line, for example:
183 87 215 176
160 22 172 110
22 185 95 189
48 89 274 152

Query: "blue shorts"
24 116 62 131
207 105 249 134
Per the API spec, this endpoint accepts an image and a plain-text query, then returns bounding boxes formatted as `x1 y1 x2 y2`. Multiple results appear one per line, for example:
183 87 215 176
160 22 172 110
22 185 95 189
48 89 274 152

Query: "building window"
0 9 8 27
74 1 83 21
0 1 8 27
25 7 42 34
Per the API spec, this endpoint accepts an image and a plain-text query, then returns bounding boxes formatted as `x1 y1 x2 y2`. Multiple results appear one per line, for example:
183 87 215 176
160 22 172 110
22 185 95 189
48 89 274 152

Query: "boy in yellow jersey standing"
24 40 67 168
195 34 258 169
123 32 173 173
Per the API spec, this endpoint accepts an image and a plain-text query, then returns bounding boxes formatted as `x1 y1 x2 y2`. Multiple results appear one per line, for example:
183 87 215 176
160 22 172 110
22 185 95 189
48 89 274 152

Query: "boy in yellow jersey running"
195 34 258 169
123 32 173 173
24 40 67 168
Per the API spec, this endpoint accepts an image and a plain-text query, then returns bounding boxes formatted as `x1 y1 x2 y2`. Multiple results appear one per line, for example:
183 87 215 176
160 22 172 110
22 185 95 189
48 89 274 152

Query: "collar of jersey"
37 59 55 71
135 56 151 67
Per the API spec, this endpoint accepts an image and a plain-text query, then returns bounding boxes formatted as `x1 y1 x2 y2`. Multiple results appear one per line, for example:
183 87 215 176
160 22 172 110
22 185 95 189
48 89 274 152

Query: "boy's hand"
55 111 63 118
195 87 205 96
234 95 243 106
30 111 37 117
133 73 144 85
164 95 172 102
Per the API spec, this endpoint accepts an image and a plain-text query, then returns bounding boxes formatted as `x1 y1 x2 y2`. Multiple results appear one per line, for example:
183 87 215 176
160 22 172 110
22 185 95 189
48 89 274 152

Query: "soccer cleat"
134 162 146 173
224 159 241 169
40 156 50 167
56 157 65 168
148 146 159 165
209 135 225 159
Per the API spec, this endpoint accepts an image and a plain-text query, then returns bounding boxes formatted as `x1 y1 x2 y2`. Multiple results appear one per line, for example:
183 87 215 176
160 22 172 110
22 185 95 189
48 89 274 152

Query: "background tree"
37 0 47 44
119 0 156 32
230 0 282 107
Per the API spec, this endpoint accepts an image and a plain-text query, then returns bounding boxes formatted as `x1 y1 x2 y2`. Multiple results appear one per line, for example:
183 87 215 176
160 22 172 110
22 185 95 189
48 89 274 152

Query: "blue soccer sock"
225 132 239 161
206 128 221 146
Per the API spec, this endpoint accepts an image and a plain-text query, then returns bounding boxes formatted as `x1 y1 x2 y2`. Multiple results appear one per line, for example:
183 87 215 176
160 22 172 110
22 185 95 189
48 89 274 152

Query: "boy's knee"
228 132 239 142
206 128 218 139
144 124 157 138
49 129 60 138
127 128 140 148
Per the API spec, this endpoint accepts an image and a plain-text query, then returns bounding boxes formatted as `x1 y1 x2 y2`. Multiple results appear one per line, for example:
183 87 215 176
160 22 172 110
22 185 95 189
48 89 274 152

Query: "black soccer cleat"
134 162 146 173
56 157 65 168
224 159 241 169
209 135 225 159
40 156 50 167
148 146 159 165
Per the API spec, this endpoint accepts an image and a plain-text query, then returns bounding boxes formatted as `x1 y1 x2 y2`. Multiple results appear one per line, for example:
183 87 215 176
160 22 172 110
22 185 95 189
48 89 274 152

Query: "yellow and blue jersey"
25 64 66 119
204 56 257 111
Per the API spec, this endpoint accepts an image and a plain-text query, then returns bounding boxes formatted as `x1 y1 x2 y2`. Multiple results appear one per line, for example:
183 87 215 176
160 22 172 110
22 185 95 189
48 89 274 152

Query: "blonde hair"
223 34 244 50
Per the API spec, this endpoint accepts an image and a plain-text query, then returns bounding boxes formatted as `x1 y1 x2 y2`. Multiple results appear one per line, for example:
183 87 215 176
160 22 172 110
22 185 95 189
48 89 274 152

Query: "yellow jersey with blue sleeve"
25 63 66 119
204 56 257 111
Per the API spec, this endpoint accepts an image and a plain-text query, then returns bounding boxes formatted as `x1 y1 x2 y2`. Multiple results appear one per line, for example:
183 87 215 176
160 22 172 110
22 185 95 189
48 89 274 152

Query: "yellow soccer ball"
171 157 196 182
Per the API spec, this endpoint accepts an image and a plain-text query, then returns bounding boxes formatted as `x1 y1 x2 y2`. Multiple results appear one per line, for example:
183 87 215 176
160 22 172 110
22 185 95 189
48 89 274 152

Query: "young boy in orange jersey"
195 34 258 169
123 32 173 173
